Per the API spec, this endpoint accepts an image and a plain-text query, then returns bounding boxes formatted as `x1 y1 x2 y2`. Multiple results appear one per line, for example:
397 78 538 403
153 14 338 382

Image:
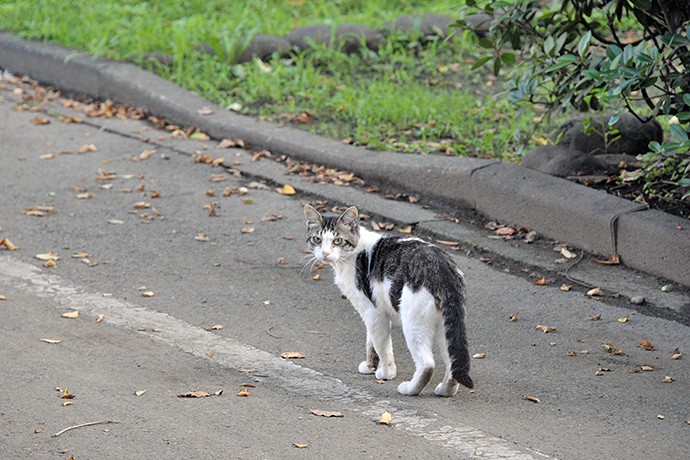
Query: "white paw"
375 365 397 381
397 381 421 396
434 382 459 397
358 361 375 374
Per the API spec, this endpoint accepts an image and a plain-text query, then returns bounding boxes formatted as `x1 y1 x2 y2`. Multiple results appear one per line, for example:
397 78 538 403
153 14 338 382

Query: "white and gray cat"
304 204 473 396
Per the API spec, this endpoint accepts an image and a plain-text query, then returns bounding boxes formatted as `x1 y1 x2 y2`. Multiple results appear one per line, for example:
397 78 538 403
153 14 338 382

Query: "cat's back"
368 236 463 290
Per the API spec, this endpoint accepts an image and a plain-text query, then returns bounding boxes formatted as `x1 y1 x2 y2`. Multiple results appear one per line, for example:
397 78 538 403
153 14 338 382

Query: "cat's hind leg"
397 288 438 396
434 331 460 397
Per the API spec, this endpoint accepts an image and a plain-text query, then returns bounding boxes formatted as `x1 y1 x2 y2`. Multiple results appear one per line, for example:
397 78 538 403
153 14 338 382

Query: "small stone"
630 296 645 305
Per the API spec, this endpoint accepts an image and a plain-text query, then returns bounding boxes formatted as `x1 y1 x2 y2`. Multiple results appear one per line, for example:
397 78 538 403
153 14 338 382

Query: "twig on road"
52 420 119 437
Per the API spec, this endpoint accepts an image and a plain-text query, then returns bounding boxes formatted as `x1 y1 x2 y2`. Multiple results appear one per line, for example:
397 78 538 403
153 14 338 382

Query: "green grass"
0 0 548 160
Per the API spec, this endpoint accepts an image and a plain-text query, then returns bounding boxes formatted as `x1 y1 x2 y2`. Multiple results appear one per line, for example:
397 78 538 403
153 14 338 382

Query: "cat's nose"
322 248 331 257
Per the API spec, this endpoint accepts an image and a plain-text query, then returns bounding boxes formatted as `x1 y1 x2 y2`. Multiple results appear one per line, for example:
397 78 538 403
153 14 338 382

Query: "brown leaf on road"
139 149 156 160
589 313 602 321
586 287 605 297
203 202 221 217
60 389 75 399
522 395 541 403
595 253 621 265
276 184 296 195
205 324 224 331
177 390 223 398
638 340 655 351
378 411 393 425
195 232 210 242
96 168 117 181
261 213 285 222
35 252 60 261
0 238 18 251
60 311 80 319
293 443 309 449
495 227 516 236
236 388 251 397
602 342 624 355
22 205 57 216
40 339 62 344
310 409 344 418
536 324 558 333
32 116 50 125
218 138 245 149
252 150 272 162
661 376 675 383
280 351 305 360
78 144 97 154
534 276 550 286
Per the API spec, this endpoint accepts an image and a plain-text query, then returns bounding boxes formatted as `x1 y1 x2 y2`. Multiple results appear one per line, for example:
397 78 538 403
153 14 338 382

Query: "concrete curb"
1 31 688 287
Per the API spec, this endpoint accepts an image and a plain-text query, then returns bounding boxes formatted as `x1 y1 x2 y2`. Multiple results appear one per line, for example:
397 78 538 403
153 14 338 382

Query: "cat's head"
304 204 360 264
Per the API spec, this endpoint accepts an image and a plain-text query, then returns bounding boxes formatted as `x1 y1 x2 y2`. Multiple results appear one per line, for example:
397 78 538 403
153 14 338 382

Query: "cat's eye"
310 236 322 244
333 237 344 246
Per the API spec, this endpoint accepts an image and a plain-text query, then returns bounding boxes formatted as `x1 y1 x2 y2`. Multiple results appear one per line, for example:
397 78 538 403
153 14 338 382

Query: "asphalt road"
1 74 688 460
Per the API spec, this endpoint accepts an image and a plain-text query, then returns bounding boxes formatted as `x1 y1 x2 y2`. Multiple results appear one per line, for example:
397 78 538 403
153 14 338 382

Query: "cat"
304 204 473 396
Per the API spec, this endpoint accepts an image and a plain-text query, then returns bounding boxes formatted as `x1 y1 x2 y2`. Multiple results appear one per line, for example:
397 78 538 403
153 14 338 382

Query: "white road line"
0 255 552 459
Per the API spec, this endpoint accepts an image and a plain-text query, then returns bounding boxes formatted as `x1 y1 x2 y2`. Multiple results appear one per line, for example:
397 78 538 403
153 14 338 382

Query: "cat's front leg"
358 338 379 375
363 312 397 380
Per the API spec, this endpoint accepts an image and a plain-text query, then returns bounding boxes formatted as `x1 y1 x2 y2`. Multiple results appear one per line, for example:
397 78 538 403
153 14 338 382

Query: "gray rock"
383 13 454 38
521 145 612 177
234 34 292 63
285 24 384 53
463 13 493 37
630 296 646 305
131 52 174 68
196 35 291 64
554 113 663 156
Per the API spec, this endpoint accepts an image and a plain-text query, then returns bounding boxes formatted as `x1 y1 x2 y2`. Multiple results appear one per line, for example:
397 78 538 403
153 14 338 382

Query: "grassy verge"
0 0 549 160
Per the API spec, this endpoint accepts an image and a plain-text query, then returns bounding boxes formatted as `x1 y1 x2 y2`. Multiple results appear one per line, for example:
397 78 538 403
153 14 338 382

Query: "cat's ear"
338 206 359 229
304 204 323 227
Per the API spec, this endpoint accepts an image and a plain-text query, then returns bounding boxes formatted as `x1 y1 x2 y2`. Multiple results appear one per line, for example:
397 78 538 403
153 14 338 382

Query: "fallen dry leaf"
638 340 655 351
312 273 321 281
241 227 255 234
495 227 516 236
661 376 674 383
310 409 343 418
195 233 209 242
141 291 155 297
95 313 105 323
522 395 541 403
602 342 624 355
0 238 18 251
32 116 50 125
589 313 602 321
261 213 285 222
22 205 57 216
62 402 74 407
78 144 97 154
40 339 62 344
61 389 75 399
509 313 518 322
672 348 683 360
560 248 577 259
276 184 297 195
617 316 629 323
586 287 605 297
293 443 309 449
560 284 572 292
534 276 550 286
472 353 486 359
60 311 79 319
378 411 393 425
0 295 6 301
536 324 558 333
280 351 305 360
640 365 654 372
139 149 156 160
595 253 621 265
236 388 251 397
177 390 223 398
205 324 224 331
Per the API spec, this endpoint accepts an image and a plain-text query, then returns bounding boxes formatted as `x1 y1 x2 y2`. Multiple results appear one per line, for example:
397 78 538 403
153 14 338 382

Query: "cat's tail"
441 282 474 389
